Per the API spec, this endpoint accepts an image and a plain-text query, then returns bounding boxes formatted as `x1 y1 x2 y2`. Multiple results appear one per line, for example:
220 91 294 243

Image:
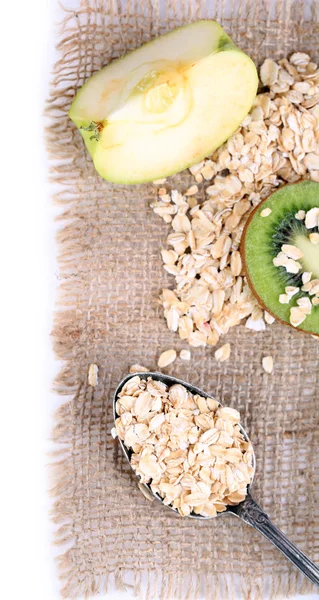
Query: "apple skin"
69 21 258 184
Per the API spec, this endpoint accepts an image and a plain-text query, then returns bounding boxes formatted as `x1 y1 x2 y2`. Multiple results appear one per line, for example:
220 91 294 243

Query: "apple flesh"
69 21 258 184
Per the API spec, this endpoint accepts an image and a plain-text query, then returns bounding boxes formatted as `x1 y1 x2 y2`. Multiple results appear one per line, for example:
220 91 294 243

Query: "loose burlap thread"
47 1 319 598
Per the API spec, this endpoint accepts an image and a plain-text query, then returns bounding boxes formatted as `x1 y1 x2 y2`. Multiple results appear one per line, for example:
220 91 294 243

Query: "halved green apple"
69 21 258 184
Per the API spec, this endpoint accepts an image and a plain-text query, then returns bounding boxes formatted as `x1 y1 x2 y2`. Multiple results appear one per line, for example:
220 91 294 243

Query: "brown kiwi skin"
240 180 319 338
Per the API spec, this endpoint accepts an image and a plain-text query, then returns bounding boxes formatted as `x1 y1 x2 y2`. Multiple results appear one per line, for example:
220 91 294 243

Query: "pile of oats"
114 375 254 517
151 53 319 347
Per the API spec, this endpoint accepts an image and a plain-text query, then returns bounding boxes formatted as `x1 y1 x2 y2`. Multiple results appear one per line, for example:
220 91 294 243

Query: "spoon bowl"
113 371 319 587
113 371 256 520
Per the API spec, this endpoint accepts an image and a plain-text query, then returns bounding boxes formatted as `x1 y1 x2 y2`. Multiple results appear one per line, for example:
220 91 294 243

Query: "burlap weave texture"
47 1 319 598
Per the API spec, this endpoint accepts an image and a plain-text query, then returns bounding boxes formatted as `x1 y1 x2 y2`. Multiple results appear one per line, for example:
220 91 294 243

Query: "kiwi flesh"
241 180 319 336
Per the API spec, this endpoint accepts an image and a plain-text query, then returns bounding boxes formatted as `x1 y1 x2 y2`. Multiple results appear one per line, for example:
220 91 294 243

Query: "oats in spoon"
115 376 254 517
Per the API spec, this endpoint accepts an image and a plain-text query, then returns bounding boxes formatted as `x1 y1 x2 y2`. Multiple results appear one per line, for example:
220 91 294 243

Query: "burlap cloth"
47 1 319 598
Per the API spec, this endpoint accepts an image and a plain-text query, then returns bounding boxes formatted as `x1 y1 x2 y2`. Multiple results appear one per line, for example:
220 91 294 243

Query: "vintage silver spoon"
113 371 319 588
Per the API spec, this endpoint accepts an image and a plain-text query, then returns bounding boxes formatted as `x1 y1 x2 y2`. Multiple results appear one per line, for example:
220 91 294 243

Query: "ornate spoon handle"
230 494 319 588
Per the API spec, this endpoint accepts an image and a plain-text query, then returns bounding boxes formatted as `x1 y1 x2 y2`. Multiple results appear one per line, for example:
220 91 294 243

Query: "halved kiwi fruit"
241 180 319 336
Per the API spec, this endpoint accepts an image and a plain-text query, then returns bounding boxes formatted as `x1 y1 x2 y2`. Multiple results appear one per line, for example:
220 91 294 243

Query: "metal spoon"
113 371 319 588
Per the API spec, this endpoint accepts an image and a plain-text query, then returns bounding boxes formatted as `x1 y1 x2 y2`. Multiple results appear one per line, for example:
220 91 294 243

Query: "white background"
0 0 316 598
